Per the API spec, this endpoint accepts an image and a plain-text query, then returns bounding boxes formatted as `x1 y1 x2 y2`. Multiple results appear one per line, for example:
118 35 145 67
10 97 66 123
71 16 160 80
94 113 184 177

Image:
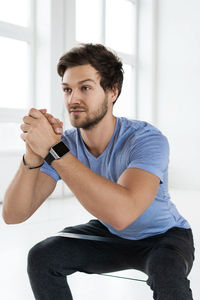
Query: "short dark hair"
57 43 124 103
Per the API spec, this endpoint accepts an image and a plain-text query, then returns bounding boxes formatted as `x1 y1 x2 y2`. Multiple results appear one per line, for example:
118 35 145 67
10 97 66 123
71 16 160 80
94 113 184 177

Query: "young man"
3 44 195 299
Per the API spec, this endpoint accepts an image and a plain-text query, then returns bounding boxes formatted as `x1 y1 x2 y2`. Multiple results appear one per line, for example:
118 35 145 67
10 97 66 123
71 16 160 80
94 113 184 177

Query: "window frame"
103 0 138 119
0 0 35 123
67 0 139 120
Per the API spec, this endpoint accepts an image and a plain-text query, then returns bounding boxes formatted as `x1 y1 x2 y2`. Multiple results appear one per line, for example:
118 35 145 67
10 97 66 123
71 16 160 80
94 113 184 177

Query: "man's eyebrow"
78 79 96 84
61 79 96 86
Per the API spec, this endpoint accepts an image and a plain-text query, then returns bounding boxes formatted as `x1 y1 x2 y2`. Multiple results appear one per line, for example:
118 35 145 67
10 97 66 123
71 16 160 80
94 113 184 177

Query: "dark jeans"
27 220 195 300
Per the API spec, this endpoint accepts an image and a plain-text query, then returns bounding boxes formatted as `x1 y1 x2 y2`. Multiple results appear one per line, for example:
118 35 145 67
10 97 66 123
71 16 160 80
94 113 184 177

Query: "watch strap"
44 152 55 165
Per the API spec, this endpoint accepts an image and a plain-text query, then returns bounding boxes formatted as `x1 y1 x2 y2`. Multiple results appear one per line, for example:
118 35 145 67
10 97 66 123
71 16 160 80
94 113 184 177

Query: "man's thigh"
35 219 151 276
53 219 149 275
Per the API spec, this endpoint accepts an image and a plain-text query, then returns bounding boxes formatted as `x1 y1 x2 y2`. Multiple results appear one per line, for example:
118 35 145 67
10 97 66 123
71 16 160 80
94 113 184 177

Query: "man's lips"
69 107 86 113
69 110 86 115
71 111 84 114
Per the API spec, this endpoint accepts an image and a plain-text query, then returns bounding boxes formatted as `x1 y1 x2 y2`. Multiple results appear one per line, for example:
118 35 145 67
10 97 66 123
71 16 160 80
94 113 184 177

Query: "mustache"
69 106 87 112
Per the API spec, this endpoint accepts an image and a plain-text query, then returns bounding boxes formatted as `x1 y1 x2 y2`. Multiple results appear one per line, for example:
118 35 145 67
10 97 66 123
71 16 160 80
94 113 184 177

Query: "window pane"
113 64 135 118
0 123 24 151
76 0 102 43
0 0 30 27
0 37 29 109
106 0 135 54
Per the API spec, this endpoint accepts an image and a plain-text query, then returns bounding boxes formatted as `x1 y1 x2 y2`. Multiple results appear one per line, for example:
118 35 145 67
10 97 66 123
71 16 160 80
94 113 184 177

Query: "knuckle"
28 109 32 116
44 113 50 119
20 133 26 142
20 124 26 132
28 127 33 134
53 124 58 129
31 122 36 129
29 108 34 114
26 133 31 143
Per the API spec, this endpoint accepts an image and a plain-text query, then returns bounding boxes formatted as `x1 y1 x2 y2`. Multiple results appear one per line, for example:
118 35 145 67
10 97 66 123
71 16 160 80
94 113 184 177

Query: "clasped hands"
20 108 63 159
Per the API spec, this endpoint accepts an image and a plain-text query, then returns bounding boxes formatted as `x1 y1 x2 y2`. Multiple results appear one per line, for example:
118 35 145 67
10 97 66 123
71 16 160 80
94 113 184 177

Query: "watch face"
52 141 69 157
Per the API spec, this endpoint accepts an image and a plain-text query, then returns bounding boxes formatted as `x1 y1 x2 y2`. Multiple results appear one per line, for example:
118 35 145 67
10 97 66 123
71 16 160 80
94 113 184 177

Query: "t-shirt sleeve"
127 133 169 183
40 160 61 182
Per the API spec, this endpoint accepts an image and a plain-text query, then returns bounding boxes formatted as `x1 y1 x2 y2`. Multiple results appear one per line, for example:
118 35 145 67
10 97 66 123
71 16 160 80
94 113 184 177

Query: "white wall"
156 0 200 190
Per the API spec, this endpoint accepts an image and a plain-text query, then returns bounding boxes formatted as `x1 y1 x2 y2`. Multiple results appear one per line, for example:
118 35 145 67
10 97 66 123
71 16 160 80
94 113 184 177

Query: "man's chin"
69 116 82 128
70 120 94 130
70 120 84 129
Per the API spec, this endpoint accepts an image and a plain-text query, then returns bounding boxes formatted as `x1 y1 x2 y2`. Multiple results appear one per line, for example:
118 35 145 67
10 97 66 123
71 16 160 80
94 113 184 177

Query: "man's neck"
80 115 117 157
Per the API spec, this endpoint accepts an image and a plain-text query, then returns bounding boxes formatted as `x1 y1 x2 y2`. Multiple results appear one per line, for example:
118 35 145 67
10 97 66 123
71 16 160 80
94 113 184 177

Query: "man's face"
62 64 112 130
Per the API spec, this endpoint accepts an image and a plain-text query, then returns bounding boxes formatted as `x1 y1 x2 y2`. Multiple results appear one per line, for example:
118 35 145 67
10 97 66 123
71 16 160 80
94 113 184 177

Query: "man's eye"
64 88 71 93
81 86 90 91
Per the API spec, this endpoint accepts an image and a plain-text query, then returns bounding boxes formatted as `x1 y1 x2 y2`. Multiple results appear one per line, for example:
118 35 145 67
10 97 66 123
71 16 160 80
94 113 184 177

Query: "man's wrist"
51 151 71 166
44 140 70 165
24 154 44 169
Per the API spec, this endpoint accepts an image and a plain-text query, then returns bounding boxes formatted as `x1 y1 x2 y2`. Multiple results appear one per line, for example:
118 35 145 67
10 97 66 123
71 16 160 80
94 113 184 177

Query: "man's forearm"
3 108 63 224
2 160 40 224
52 153 136 230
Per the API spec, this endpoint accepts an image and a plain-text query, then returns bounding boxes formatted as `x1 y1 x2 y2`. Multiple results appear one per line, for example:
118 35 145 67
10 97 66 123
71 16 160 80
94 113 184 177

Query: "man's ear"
111 86 119 104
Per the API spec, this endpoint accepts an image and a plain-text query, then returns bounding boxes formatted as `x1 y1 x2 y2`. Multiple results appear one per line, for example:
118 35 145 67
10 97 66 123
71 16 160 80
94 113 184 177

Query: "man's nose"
68 89 81 105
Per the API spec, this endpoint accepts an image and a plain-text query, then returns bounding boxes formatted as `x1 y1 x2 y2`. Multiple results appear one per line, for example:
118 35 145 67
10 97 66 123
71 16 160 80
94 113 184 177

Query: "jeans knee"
27 239 50 276
146 248 193 299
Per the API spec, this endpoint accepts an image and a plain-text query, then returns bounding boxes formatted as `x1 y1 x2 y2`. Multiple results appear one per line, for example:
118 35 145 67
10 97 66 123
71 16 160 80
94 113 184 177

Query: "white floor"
0 189 199 300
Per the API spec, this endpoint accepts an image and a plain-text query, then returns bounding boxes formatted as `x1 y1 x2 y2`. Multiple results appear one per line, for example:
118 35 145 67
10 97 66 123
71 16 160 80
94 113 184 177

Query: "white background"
0 0 199 299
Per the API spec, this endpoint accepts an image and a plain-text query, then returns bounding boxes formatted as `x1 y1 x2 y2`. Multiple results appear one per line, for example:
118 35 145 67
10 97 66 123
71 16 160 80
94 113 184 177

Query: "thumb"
28 108 44 119
39 108 47 114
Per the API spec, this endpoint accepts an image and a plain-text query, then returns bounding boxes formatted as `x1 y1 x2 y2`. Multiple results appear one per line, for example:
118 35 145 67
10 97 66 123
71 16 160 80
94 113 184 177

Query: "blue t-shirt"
40 117 190 240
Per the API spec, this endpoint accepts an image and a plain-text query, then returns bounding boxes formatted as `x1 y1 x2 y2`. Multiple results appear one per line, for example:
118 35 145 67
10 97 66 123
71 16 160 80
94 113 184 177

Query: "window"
0 0 34 152
105 0 135 55
0 0 30 27
75 0 137 119
0 37 29 109
76 0 102 43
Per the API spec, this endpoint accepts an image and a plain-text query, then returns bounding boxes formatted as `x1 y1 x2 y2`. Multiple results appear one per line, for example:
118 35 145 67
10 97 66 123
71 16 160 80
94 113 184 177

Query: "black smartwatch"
44 140 70 165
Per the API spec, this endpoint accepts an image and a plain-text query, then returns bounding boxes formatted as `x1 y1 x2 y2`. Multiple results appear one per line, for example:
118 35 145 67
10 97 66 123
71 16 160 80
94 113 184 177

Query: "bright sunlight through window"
0 0 30 27
0 36 29 109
